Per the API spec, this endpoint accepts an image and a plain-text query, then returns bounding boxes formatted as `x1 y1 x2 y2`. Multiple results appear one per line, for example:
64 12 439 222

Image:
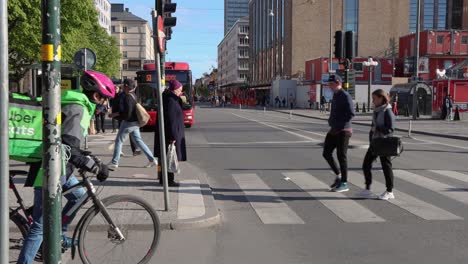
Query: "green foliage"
8 0 120 82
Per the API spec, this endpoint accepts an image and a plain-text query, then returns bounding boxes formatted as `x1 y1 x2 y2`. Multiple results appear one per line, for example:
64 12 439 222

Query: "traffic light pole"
0 0 9 262
413 0 421 120
152 7 170 211
42 0 63 262
344 59 350 90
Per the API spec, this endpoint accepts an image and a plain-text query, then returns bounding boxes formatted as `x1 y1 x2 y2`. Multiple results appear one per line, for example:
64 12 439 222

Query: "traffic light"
334 31 344 59
345 31 355 60
163 0 177 40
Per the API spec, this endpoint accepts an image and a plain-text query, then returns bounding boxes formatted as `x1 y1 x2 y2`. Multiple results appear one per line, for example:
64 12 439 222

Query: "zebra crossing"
231 170 468 224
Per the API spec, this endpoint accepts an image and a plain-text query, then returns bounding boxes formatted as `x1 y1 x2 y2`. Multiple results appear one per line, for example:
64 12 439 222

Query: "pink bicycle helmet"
81 70 116 99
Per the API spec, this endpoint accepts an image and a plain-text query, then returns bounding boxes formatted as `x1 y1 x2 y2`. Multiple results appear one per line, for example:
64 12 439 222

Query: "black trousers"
95 113 106 133
159 171 175 184
322 131 351 182
362 148 394 192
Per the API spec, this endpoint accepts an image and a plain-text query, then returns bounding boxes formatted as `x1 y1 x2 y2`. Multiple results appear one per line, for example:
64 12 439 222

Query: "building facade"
225 0 249 35
111 4 154 80
249 0 410 89
218 17 250 91
94 0 111 34
410 0 468 32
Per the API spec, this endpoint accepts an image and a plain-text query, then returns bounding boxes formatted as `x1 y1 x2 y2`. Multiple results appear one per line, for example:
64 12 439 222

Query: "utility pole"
41 0 63 262
0 0 9 262
413 0 421 120
329 0 333 73
153 3 170 211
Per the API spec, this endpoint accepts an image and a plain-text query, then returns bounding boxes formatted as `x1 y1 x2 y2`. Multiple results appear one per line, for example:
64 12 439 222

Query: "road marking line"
177 180 206 220
284 172 385 223
233 173 305 224
348 171 462 220
232 113 321 143
209 140 317 145
394 170 468 205
412 137 468 150
429 170 468 184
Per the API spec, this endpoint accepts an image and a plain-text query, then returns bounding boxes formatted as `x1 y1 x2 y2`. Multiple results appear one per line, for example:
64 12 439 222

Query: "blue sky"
111 0 224 80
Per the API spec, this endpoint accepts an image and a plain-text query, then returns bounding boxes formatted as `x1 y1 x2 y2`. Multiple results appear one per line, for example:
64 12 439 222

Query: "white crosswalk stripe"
429 170 468 184
233 173 305 224
348 171 462 221
283 172 385 223
394 170 468 206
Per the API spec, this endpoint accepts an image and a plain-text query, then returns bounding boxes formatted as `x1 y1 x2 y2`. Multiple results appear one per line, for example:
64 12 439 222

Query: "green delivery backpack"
9 93 43 162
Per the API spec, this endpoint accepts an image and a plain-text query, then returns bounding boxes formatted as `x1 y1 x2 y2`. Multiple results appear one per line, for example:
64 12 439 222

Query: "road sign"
209 85 214 90
156 16 166 54
73 48 96 70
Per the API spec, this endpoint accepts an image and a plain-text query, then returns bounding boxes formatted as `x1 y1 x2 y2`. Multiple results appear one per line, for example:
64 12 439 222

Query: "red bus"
135 62 195 128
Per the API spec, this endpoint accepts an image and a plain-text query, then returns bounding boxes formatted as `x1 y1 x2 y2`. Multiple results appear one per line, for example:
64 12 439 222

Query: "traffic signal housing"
163 0 177 40
334 31 344 59
345 31 355 60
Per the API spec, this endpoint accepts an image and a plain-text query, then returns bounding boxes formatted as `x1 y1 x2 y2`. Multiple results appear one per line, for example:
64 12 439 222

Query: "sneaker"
133 150 142 156
379 191 395 200
357 189 375 199
145 159 158 168
333 182 349 193
108 162 118 169
329 178 341 191
62 235 78 249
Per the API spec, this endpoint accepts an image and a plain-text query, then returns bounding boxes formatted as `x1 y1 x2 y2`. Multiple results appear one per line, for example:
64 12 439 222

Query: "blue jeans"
111 121 155 165
17 176 86 264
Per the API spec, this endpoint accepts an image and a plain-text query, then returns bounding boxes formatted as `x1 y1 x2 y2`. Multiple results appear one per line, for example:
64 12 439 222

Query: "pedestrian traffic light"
345 31 355 60
163 0 177 40
334 31 344 59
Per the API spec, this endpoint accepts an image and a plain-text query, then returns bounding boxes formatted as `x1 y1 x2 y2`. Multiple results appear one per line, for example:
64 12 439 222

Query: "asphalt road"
75 105 468 264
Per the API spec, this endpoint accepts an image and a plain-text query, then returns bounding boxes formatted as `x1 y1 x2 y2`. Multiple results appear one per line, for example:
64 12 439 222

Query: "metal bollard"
408 120 413 138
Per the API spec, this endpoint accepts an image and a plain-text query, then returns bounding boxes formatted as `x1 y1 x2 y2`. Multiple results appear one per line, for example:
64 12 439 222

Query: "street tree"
8 0 120 85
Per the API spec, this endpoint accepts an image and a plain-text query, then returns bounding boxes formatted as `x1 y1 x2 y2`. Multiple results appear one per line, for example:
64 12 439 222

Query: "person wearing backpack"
17 71 115 264
359 89 396 200
108 79 157 168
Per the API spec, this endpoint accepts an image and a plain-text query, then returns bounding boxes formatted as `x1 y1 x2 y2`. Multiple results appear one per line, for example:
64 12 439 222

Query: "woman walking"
155 80 187 187
360 89 396 200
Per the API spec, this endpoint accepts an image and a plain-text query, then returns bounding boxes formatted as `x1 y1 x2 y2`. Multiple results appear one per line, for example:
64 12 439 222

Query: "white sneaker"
108 162 118 169
357 189 375 199
145 159 158 168
379 191 395 200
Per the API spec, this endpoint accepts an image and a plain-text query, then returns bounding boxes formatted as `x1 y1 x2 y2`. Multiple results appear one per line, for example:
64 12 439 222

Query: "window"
123 51 128 58
123 39 128 46
437 35 444 44
353 62 363 72
111 26 115 33
122 64 128 70
462 36 468 45
123 27 128 33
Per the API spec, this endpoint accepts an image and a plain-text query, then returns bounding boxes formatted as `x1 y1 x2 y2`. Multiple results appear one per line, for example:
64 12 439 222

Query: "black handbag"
370 137 403 157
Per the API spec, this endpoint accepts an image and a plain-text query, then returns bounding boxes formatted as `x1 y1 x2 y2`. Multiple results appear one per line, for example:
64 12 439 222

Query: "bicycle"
9 165 161 264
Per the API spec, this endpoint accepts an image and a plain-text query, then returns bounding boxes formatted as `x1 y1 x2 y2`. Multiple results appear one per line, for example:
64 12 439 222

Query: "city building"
249 0 409 90
94 0 111 34
225 0 249 35
410 0 468 32
111 4 154 80
218 17 249 93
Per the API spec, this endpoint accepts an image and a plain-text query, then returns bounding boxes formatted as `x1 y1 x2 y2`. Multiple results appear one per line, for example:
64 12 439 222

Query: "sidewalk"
9 132 220 235
274 108 468 140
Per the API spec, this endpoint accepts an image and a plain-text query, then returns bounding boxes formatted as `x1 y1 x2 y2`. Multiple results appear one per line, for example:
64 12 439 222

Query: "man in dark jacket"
109 79 157 168
322 74 355 193
109 85 140 155
154 80 187 187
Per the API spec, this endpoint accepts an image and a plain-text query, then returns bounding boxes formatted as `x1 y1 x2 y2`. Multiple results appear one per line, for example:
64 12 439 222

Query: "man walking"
108 79 157 168
322 75 355 192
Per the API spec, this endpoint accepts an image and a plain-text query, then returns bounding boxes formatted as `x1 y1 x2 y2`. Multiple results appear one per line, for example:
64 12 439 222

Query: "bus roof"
143 62 190 71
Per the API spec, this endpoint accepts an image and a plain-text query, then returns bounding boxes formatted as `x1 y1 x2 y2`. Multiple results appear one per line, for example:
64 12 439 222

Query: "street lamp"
363 57 378 111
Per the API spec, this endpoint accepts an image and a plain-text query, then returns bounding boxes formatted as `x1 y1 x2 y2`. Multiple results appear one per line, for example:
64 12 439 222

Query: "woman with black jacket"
154 80 187 187
360 89 396 200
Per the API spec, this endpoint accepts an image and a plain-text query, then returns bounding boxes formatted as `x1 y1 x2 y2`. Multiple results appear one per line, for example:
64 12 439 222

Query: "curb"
169 162 221 230
274 110 468 141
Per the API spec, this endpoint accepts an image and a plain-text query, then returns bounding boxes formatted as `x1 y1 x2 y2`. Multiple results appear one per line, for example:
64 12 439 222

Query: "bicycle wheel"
9 212 29 263
78 195 160 264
